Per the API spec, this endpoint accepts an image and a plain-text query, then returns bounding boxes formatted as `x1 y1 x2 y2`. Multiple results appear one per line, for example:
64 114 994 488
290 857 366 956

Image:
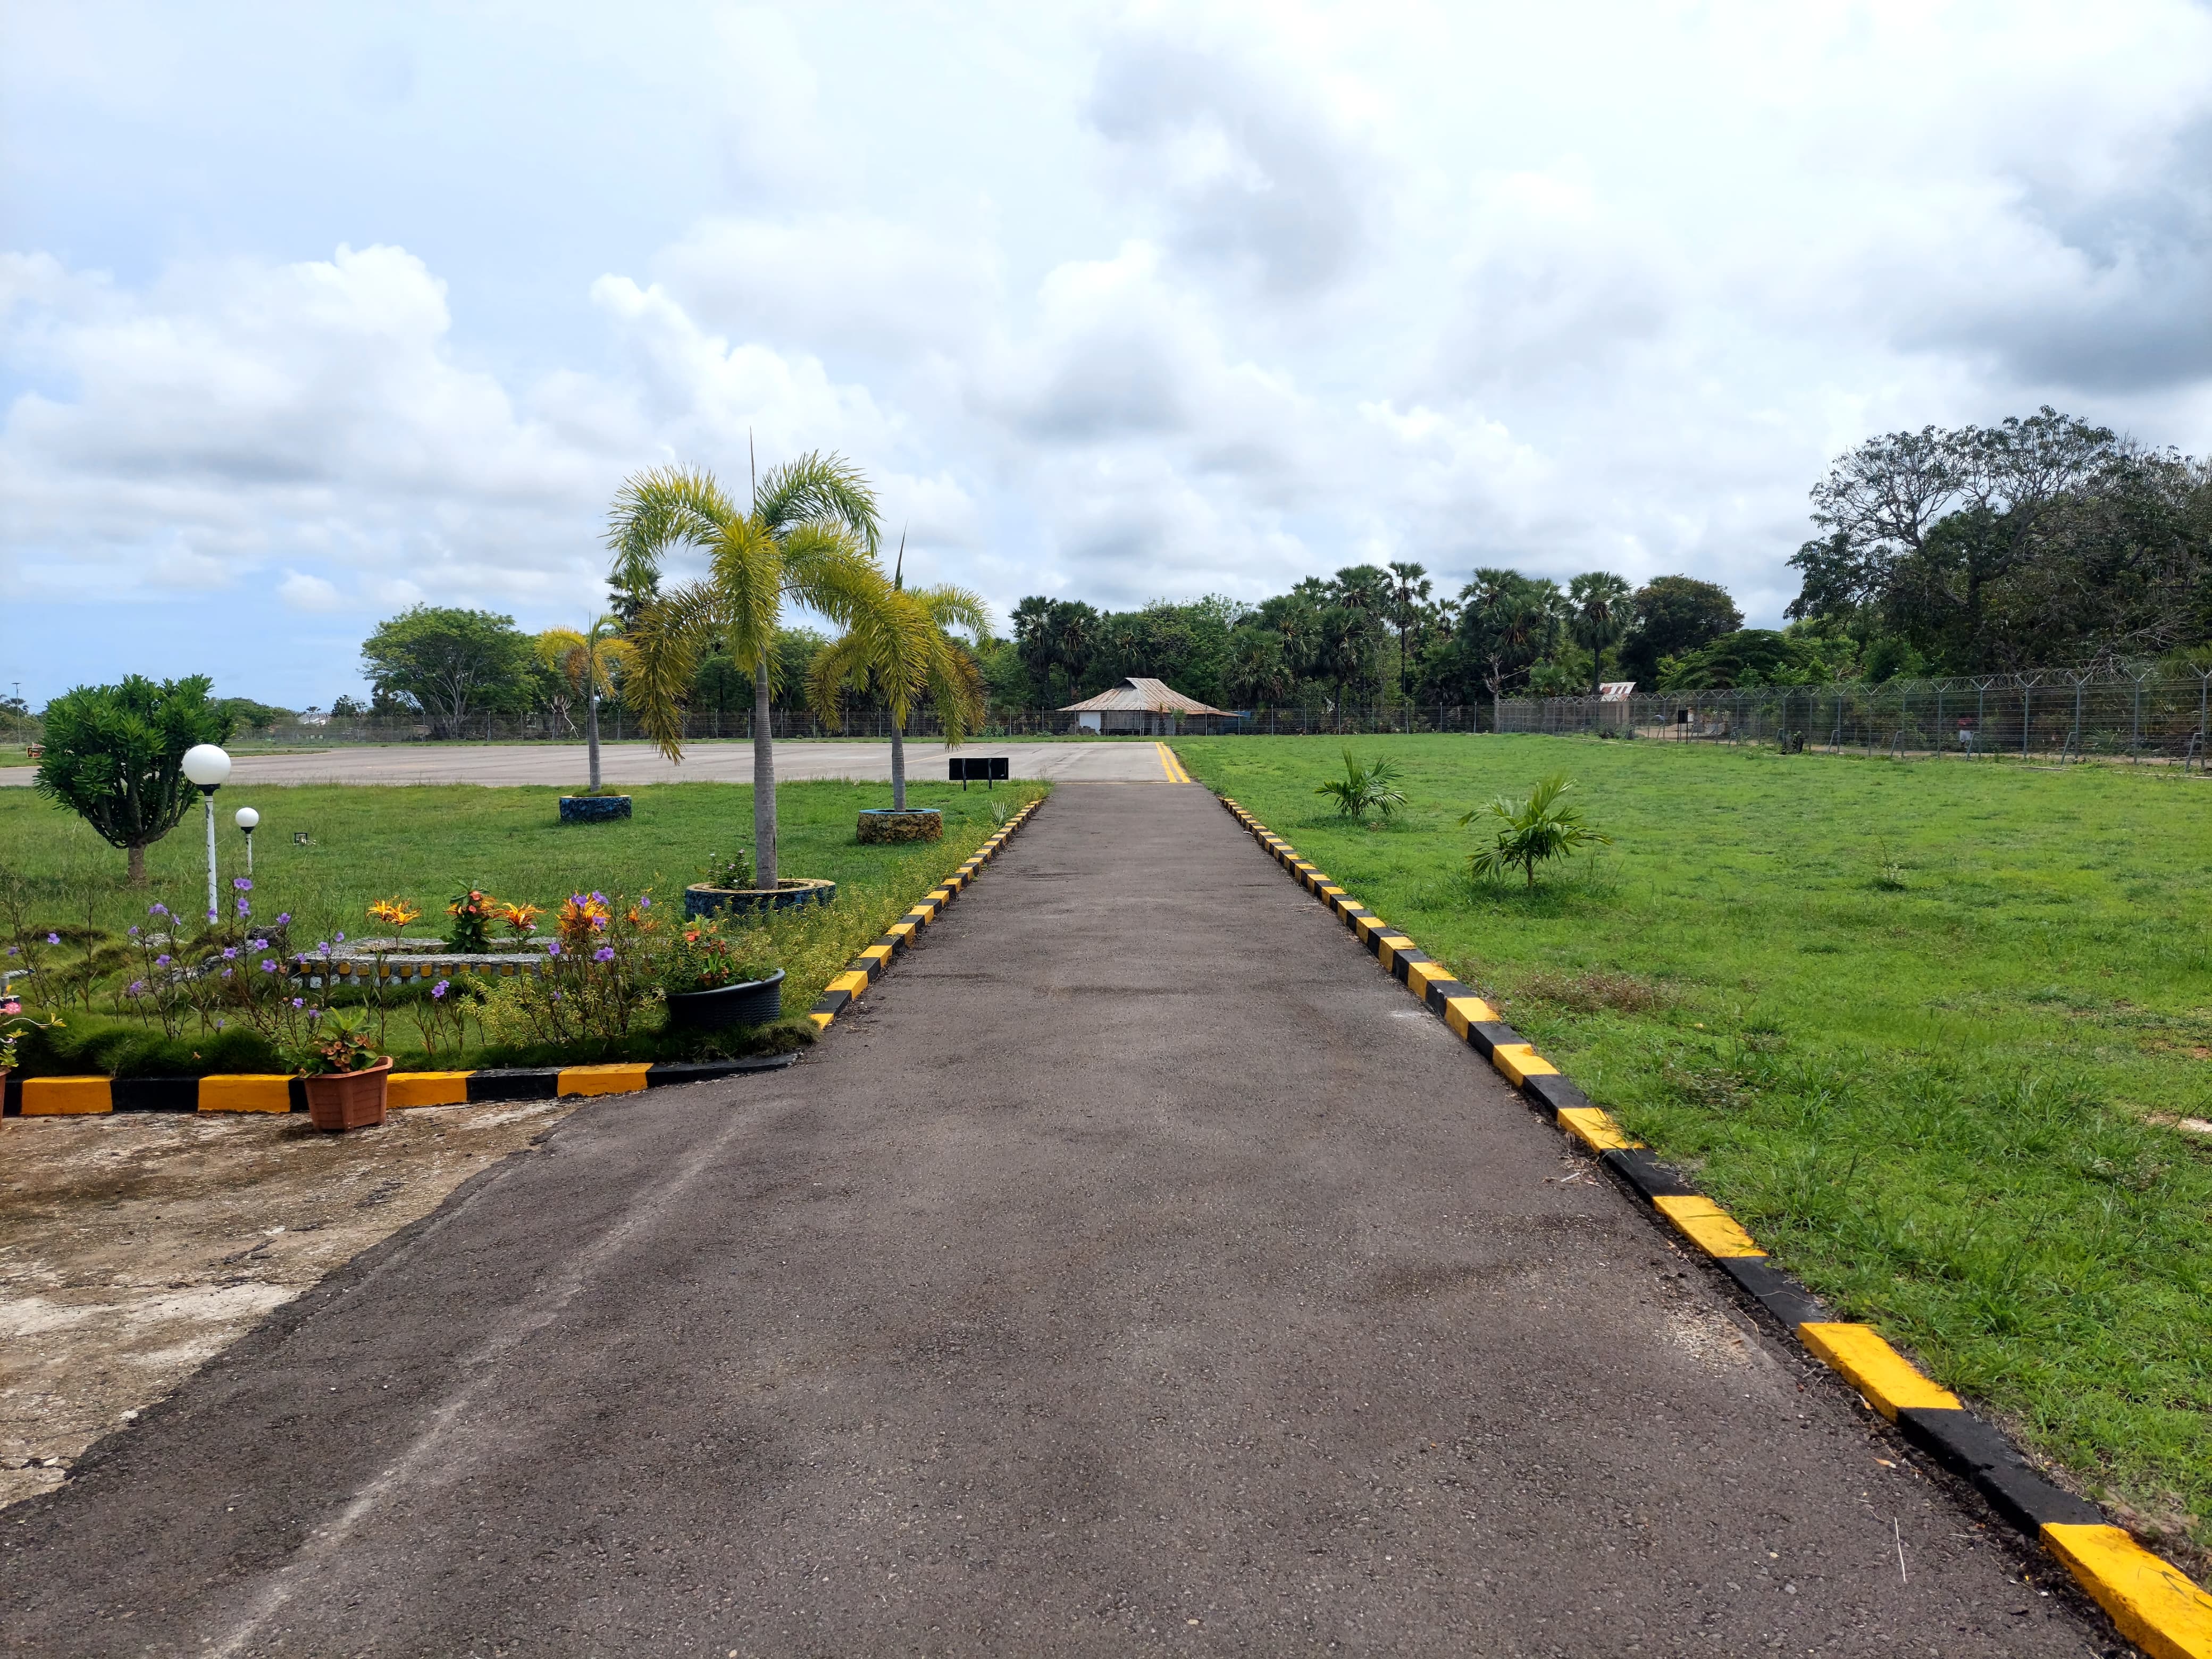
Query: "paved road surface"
0 784 2108 1655
0 739 1176 788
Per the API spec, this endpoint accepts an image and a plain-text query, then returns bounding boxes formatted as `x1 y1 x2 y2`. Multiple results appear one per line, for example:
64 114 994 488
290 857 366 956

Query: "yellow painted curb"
198 1075 294 1113
557 1063 652 1098
1440 995 1501 1040
1377 934 1416 973
826 969 870 998
387 1071 471 1109
808 1010 836 1030
1405 959 1454 1001
2041 1524 2212 1659
1797 1322 1962 1418
1653 1194 1767 1259
1490 1043 1559 1086
1557 1106 1638 1152
20 1077 110 1116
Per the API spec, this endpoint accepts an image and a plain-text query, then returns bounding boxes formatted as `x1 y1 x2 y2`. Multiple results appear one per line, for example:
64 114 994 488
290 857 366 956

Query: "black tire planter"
683 877 836 920
559 795 632 823
665 970 784 1030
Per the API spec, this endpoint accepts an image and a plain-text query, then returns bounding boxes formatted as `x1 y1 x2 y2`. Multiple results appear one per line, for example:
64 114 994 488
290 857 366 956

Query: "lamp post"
181 744 232 922
234 806 260 876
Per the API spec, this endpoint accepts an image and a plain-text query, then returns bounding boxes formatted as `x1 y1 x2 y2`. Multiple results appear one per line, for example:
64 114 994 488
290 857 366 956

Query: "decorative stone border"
559 794 633 823
1214 790 2212 1659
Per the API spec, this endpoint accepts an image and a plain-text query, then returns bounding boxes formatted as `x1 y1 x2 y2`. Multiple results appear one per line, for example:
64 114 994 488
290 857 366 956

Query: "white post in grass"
182 744 232 923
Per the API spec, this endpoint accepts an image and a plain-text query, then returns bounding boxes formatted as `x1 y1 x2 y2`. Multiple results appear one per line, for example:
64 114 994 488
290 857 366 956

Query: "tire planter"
666 970 785 1031
683 877 836 920
560 794 632 823
856 808 943 844
301 1057 393 1133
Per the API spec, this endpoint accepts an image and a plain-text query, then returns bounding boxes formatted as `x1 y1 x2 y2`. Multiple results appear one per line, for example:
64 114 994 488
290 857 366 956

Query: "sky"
5 0 2212 708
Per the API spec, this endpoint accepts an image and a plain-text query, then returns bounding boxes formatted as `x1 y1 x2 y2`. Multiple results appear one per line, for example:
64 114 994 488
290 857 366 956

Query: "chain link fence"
1497 669 2212 765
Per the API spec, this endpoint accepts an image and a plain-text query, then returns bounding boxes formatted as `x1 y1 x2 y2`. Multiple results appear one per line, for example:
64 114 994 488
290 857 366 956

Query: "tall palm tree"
535 615 632 792
1385 560 1431 699
808 541 989 809
1568 571 1633 696
608 454 917 886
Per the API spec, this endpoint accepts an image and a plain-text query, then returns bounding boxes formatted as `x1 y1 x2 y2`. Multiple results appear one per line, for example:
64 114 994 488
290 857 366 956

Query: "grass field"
1 778 1043 1071
1177 733 2212 1552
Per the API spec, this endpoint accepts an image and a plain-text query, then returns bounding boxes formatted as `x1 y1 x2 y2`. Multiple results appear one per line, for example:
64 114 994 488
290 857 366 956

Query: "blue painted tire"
683 878 836 920
559 795 632 823
665 970 785 1030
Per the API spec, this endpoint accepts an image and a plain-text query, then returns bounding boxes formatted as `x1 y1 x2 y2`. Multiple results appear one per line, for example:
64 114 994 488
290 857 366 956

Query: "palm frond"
803 631 874 733
752 451 881 554
604 465 743 594
624 580 735 761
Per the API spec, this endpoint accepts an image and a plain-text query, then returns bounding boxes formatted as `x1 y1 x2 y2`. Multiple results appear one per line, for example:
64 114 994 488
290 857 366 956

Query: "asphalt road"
0 784 2112 1655
0 739 1177 788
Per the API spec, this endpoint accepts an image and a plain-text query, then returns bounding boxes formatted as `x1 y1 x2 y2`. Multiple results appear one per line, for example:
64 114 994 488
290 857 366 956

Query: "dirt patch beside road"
0 1099 580 1508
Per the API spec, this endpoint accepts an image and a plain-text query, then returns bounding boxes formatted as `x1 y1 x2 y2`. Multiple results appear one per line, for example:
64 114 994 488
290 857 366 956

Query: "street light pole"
181 745 232 922
234 806 259 876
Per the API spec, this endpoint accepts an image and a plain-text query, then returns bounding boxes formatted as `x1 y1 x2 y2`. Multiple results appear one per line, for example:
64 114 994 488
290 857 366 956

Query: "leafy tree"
536 615 632 792
34 675 236 885
1566 571 1632 694
1223 624 1292 707
609 454 912 887
1463 774 1611 888
1461 568 1563 723
214 697 294 733
360 606 535 737
1616 576 1742 688
1657 629 1831 690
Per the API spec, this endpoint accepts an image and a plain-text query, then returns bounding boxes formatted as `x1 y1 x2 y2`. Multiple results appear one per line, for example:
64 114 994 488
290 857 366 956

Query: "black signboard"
948 756 1010 788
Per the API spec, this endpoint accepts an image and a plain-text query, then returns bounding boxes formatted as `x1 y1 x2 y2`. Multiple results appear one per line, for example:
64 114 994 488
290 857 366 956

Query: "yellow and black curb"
0 801 1043 1125
1215 792 2212 1659
803 797 1041 1029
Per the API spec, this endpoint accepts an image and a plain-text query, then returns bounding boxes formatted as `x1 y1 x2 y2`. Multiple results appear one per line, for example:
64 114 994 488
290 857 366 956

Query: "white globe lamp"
233 806 260 875
181 744 232 921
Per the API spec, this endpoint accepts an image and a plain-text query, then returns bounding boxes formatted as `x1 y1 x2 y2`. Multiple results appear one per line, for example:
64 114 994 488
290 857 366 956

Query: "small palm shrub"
1315 748 1407 822
1462 774 1611 888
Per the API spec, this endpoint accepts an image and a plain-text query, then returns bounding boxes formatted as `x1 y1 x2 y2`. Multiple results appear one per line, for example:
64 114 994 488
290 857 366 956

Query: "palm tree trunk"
891 713 907 810
753 654 777 888
128 841 146 887
585 688 602 791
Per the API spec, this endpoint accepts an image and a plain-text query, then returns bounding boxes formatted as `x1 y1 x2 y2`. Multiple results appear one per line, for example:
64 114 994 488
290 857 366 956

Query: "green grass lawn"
1178 733 2212 1551
1 779 1043 1071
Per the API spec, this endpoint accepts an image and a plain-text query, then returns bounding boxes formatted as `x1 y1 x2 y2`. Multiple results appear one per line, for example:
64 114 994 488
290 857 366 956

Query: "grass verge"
1178 732 2212 1554
3 778 1045 1075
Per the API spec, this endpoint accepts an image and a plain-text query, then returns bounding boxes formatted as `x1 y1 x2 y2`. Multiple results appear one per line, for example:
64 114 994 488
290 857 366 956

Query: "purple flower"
546 941 562 957
128 925 140 937
150 903 168 917
638 895 650 910
431 981 449 999
128 980 146 996
233 877 252 891
237 898 251 916
215 1020 225 1030
46 932 60 945
275 912 290 926
248 939 267 950
5 945 14 957
221 946 238 960
307 1007 322 1021
261 960 278 973
550 990 563 1002
592 945 615 962
335 932 345 943
220 968 232 979
154 954 171 967
291 997 305 1009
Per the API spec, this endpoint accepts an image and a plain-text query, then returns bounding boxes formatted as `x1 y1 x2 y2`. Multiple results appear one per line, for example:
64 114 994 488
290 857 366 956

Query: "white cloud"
9 0 2212 701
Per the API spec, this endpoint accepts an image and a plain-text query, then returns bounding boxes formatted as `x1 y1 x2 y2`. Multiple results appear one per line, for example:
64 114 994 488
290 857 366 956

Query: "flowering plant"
447 886 499 952
0 994 63 1071
701 850 756 891
367 897 421 933
664 918 776 993
499 901 541 940
477 889 660 1049
287 1006 382 1076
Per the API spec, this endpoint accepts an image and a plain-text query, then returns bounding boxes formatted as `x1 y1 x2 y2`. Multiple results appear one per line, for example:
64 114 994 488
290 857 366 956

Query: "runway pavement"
0 784 2110 1655
0 739 1178 788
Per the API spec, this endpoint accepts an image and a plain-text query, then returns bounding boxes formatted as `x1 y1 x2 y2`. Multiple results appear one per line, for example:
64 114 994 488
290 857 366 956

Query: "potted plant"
661 917 783 1030
291 1008 392 1132
539 615 635 823
683 848 835 920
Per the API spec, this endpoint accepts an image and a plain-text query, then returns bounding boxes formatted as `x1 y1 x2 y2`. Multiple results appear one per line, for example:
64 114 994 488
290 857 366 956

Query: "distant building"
1060 677 1232 735
1598 682 1636 701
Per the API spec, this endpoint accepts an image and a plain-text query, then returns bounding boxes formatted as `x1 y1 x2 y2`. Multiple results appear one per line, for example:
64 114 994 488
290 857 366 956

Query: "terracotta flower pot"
302 1056 393 1133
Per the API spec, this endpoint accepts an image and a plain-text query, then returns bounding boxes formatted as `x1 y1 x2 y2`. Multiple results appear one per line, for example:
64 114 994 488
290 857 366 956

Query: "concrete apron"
0 783 2107 1655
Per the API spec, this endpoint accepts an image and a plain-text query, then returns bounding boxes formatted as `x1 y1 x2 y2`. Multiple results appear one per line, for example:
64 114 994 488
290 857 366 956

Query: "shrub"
702 849 756 891
1463 774 1612 889
1315 748 1407 823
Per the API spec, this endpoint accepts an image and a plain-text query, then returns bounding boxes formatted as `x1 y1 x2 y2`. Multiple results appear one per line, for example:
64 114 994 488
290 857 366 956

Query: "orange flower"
367 898 421 928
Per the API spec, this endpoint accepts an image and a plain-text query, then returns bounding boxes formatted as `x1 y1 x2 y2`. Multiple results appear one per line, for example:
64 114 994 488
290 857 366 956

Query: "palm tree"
1385 560 1431 700
535 615 632 792
608 454 917 887
808 539 989 809
1568 572 1633 696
